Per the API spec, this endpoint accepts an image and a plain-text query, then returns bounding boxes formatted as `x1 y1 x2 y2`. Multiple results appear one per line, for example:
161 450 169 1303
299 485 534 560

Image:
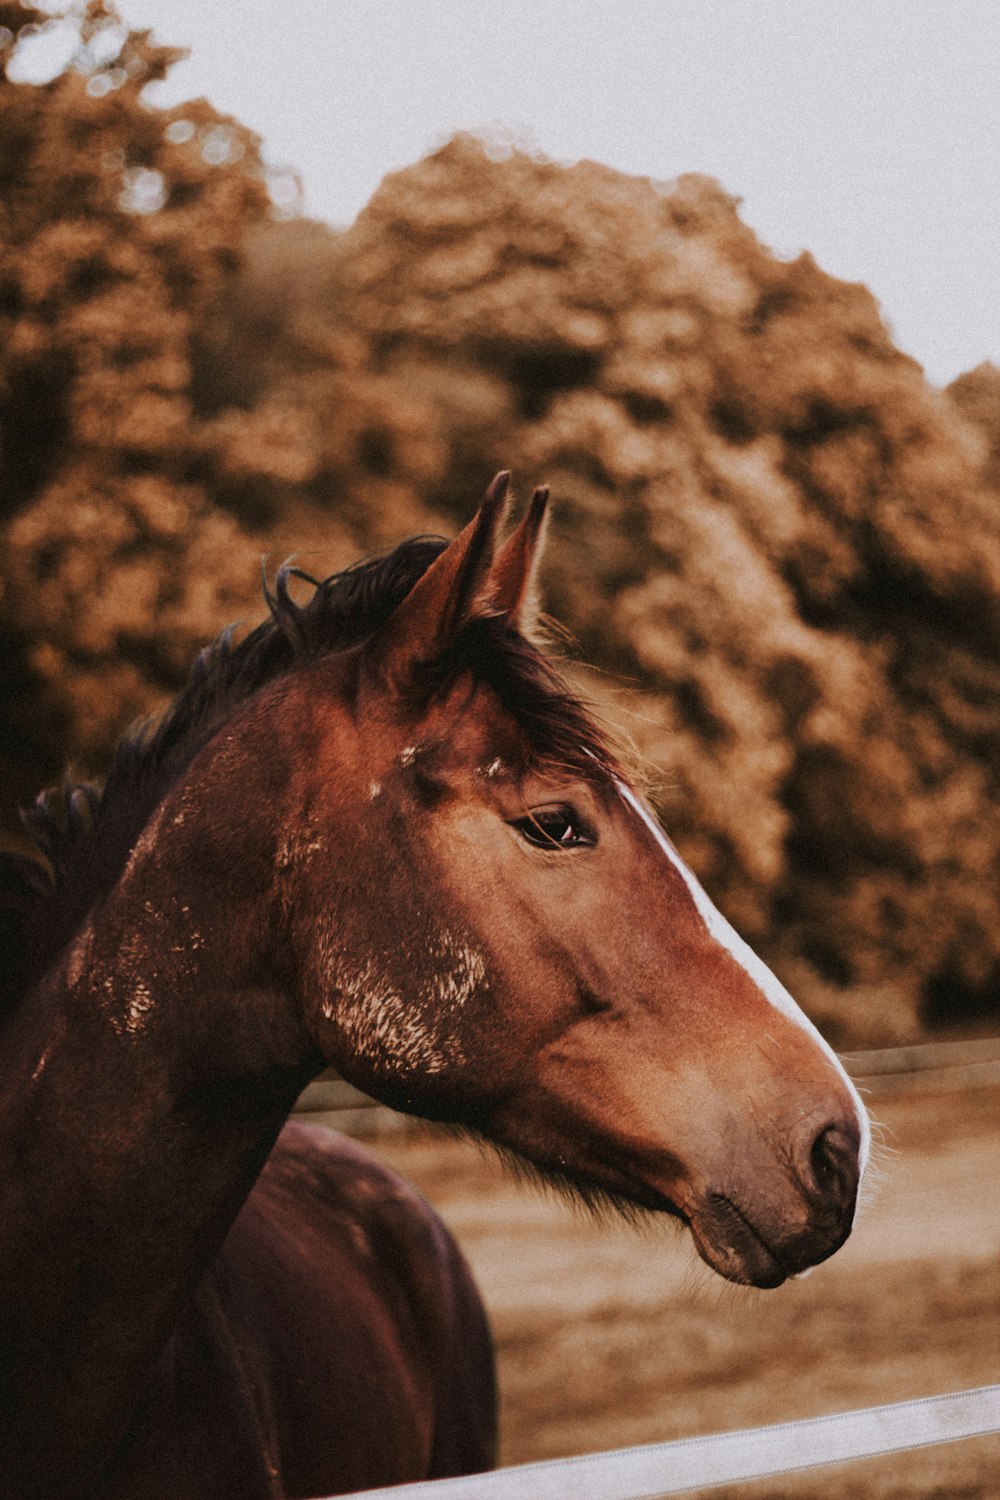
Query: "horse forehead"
299 664 515 766
276 673 395 785
397 687 525 774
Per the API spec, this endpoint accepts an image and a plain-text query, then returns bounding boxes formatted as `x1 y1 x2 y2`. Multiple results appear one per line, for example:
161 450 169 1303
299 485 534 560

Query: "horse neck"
0 713 320 1499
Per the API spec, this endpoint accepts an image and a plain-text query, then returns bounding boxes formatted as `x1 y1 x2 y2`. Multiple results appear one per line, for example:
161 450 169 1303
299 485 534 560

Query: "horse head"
271 474 869 1288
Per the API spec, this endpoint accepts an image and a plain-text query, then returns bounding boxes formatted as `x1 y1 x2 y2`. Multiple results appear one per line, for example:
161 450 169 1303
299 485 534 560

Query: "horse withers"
0 474 868 1498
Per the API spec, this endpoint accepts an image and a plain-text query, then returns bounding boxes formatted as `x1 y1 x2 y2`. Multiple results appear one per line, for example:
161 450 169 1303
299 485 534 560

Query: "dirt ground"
370 1079 1000 1499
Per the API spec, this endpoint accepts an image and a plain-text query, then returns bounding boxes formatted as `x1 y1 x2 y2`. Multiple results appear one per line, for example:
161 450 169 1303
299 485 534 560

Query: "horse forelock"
415 614 623 785
8 530 620 1008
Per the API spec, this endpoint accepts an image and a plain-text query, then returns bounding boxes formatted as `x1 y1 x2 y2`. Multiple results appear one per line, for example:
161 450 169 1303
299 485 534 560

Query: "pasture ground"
369 1080 1000 1499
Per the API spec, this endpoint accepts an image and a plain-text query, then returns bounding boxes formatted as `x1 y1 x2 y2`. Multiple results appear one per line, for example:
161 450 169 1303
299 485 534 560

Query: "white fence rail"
340 1384 1000 1500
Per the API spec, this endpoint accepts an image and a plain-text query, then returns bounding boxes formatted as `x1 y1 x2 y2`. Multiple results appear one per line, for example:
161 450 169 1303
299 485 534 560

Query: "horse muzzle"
685 1119 863 1288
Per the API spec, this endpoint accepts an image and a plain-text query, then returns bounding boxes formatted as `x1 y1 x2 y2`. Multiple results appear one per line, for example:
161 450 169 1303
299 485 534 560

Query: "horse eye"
512 807 594 850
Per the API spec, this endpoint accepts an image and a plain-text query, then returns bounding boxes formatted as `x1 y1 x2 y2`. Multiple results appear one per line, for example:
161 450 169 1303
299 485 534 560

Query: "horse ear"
487 484 550 632
368 471 512 686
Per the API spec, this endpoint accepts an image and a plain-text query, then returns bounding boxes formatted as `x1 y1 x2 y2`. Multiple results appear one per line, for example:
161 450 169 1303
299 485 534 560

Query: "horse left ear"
367 472 513 688
367 474 553 690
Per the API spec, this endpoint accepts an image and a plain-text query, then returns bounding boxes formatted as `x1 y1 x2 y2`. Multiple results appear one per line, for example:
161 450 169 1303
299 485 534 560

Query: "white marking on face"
124 981 154 1035
428 929 486 1010
325 955 458 1075
617 781 870 1177
480 758 505 780
315 922 486 1079
369 782 383 801
276 828 324 870
399 745 418 767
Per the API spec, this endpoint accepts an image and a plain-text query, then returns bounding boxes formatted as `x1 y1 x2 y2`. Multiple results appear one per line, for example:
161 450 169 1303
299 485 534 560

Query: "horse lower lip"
692 1196 788 1288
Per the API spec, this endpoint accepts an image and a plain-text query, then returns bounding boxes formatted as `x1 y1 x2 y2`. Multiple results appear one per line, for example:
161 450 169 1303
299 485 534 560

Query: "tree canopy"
3 6 999 1043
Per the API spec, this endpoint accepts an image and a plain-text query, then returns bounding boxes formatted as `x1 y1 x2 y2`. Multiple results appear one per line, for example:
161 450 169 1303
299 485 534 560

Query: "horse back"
108 1122 496 1500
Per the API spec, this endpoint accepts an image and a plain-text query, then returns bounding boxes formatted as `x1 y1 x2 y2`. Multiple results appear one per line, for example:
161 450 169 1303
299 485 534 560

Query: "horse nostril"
807 1124 860 1212
810 1127 838 1188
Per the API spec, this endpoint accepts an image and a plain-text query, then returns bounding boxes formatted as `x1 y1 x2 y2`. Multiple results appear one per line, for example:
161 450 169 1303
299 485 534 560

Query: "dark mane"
3 531 619 1014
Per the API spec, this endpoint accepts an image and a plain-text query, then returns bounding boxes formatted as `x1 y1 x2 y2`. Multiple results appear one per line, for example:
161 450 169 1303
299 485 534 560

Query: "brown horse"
0 474 869 1499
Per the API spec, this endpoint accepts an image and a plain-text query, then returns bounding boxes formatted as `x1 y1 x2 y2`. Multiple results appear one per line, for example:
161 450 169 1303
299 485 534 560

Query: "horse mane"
2 532 620 1014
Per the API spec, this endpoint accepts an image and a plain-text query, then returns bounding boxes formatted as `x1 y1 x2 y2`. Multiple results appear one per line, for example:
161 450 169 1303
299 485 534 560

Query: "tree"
3 14 999 1040
0 1 274 813
212 137 1000 1038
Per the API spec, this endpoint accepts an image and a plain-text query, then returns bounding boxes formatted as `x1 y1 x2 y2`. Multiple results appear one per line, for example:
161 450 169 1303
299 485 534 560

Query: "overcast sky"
77 3 1000 385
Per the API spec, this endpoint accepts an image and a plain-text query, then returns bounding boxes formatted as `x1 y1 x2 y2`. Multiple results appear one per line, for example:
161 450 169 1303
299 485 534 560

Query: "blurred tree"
0 0 289 812
2 15 999 1042
948 361 1000 491
208 139 1000 1039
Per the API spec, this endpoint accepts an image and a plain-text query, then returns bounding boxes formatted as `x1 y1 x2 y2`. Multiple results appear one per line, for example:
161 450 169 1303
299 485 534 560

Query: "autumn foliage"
2 5 999 1043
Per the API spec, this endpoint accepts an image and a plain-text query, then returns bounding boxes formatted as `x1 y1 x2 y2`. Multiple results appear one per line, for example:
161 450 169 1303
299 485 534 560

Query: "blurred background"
3 6 999 1493
2 0 999 1052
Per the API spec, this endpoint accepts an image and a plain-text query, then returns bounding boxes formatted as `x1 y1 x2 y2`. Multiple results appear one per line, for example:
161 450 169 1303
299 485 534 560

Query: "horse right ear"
365 472 513 690
488 483 550 635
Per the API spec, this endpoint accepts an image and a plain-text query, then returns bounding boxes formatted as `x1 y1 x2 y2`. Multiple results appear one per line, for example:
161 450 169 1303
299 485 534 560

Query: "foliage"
0 0 286 807
2 12 999 1041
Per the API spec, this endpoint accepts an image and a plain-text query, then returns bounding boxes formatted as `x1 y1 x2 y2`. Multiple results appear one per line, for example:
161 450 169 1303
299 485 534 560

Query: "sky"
21 2 1000 386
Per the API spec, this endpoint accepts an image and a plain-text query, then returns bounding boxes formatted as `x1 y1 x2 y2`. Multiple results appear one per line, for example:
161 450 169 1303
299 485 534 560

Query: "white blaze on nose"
617 782 870 1178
